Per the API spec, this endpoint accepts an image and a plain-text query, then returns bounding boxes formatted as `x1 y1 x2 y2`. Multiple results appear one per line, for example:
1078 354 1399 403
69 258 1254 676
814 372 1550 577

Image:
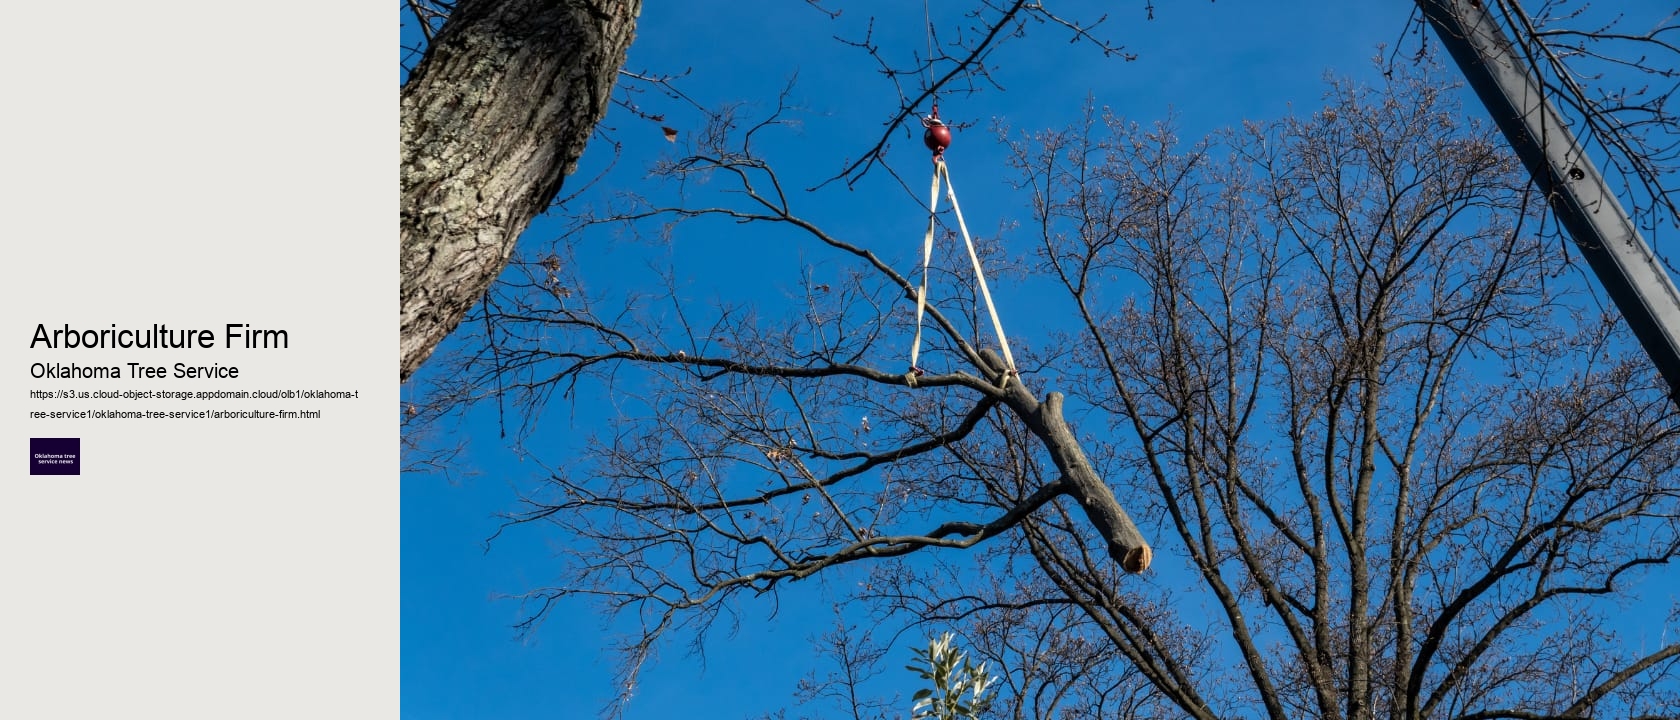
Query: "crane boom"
1416 0 1680 402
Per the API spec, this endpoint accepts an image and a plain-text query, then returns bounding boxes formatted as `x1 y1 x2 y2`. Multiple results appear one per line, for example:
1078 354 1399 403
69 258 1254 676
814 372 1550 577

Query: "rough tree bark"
400 0 642 381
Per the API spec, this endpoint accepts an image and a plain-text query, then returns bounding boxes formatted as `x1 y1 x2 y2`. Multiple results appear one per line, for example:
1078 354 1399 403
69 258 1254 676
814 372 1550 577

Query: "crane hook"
922 103 951 161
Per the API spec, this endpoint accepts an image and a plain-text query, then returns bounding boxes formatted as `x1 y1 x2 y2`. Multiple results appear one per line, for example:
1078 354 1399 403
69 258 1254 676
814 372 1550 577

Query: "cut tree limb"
981 349 1153 572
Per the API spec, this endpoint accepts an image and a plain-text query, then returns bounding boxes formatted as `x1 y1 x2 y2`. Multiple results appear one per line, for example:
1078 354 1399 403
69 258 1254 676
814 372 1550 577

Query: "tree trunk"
400 0 641 381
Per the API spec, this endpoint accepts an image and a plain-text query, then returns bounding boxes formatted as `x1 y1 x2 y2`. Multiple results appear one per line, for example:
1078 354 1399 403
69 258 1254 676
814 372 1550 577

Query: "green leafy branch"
907 633 996 720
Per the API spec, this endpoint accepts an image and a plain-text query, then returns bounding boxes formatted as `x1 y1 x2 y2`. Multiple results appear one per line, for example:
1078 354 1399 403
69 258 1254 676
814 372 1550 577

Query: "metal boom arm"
1416 0 1680 402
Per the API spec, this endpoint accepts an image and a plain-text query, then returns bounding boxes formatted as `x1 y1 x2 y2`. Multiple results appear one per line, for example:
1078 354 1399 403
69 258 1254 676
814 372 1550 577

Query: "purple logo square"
30 437 80 475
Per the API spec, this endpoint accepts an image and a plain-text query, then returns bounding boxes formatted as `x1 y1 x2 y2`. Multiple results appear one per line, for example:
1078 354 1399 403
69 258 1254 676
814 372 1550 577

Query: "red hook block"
922 104 951 159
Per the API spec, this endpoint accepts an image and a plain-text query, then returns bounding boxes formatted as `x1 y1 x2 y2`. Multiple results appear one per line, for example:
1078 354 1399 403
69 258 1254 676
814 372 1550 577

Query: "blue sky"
401 3 1676 719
